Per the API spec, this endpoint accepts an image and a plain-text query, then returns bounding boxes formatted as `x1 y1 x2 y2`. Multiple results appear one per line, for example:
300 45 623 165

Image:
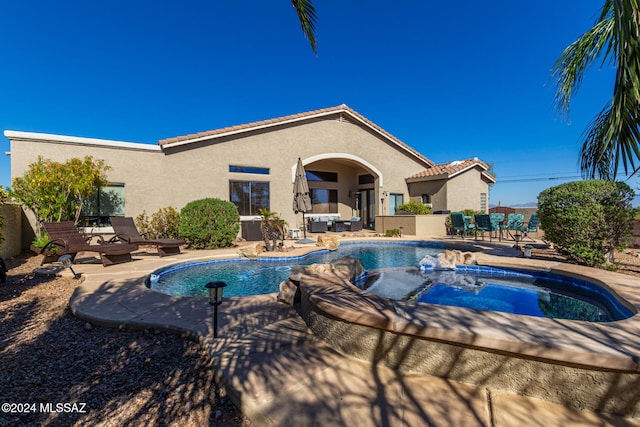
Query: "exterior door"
359 189 376 229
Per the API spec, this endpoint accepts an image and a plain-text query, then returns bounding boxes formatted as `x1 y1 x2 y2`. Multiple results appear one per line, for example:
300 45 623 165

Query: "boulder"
316 235 340 251
238 243 264 258
277 279 300 305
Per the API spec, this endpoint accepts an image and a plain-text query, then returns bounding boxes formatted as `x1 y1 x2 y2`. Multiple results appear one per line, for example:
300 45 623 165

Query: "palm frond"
291 0 318 54
551 15 615 118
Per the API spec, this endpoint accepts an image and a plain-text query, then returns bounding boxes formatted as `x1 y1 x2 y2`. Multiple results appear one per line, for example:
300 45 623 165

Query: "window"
229 181 270 215
81 184 125 226
389 193 404 215
310 189 338 213
229 165 269 175
306 170 337 182
480 192 487 212
421 194 431 204
358 174 375 185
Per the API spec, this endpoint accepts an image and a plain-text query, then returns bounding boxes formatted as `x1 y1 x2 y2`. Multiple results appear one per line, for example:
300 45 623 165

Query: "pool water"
148 241 633 322
149 242 444 298
360 267 633 322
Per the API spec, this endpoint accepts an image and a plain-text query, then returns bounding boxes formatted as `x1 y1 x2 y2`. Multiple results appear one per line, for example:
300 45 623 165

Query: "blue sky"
0 1 630 206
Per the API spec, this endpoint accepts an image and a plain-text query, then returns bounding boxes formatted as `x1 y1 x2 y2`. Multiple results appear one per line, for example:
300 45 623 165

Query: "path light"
399 226 404 238
58 254 79 279
205 281 227 338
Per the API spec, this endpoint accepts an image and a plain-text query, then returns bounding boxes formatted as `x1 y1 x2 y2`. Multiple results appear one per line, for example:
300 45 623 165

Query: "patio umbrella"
293 157 314 243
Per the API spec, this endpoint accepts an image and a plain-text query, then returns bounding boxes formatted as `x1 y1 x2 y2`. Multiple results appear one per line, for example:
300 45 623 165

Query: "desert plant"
258 208 287 252
10 156 110 227
31 230 51 248
396 200 431 215
136 207 181 240
178 198 239 249
385 228 401 237
538 180 634 266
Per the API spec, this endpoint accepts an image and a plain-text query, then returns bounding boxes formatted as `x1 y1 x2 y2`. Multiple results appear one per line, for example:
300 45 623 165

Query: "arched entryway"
292 153 383 229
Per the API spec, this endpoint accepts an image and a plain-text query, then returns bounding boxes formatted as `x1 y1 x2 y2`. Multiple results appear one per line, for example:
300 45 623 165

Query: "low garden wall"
375 214 448 236
1 203 23 258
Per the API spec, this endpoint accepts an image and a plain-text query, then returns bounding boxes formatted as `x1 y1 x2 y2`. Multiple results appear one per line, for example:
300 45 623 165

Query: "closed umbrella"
293 157 313 243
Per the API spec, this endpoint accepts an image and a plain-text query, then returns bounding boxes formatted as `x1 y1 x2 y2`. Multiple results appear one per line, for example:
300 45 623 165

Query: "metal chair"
473 214 493 241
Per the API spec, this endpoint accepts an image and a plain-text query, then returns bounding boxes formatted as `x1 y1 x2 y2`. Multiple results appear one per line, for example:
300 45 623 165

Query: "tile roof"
407 158 496 182
157 104 434 167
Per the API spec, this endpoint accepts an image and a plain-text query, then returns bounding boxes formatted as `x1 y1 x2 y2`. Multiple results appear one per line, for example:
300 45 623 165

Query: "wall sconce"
205 281 227 338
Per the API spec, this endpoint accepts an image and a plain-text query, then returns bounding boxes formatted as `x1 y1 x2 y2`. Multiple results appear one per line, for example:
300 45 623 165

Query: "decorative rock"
277 280 300 305
237 243 263 258
316 235 340 251
330 256 364 281
419 249 477 270
84 322 92 331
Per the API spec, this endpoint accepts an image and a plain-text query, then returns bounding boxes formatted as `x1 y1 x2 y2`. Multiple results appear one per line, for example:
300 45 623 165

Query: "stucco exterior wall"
444 169 490 212
7 117 431 229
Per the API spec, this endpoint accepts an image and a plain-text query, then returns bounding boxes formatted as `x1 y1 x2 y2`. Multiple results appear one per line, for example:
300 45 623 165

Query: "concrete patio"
60 239 640 426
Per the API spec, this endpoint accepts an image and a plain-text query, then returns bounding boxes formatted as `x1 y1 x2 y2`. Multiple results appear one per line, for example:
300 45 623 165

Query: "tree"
291 0 318 54
10 156 110 227
259 208 287 252
552 0 640 180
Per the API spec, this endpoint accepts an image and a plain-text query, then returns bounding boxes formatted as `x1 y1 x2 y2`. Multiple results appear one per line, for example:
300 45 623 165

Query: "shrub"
10 156 110 226
385 228 401 237
396 200 431 215
538 180 634 266
135 207 181 239
179 198 240 249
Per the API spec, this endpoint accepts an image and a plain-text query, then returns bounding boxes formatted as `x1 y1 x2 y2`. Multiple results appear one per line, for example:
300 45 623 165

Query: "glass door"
358 189 376 229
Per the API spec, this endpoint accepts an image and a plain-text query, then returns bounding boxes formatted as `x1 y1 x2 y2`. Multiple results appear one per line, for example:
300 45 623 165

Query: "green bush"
396 200 431 215
538 180 634 266
179 198 240 249
136 207 181 240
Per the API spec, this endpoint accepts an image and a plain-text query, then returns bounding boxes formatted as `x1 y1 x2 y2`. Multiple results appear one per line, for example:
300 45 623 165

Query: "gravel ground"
2 246 640 426
0 253 254 427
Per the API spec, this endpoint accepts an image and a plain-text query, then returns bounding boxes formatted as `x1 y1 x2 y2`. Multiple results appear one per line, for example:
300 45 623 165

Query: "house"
5 104 494 236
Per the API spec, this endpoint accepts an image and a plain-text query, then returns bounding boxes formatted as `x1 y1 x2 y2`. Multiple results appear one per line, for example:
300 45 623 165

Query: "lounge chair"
41 221 138 267
109 217 185 257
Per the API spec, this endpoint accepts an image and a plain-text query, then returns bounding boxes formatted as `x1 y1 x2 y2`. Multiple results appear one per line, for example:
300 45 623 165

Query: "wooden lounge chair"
109 217 185 257
41 221 138 267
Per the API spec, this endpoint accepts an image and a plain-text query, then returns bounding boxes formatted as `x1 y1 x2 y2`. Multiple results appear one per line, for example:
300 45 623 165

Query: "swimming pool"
148 241 633 321
149 241 445 297
359 266 633 322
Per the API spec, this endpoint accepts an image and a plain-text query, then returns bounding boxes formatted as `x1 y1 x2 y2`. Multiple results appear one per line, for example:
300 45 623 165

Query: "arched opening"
292 154 382 229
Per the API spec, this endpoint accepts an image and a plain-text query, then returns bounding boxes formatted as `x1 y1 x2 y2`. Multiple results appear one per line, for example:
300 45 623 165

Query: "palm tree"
291 0 318 54
552 0 640 180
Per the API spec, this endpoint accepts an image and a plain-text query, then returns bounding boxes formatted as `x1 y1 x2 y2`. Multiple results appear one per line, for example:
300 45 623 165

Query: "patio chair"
473 214 493 241
489 213 505 240
450 212 474 239
505 213 525 247
109 217 186 257
41 221 138 267
515 213 540 242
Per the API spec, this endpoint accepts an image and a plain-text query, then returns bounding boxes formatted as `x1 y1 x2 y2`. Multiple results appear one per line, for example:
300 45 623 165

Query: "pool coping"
65 239 640 420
